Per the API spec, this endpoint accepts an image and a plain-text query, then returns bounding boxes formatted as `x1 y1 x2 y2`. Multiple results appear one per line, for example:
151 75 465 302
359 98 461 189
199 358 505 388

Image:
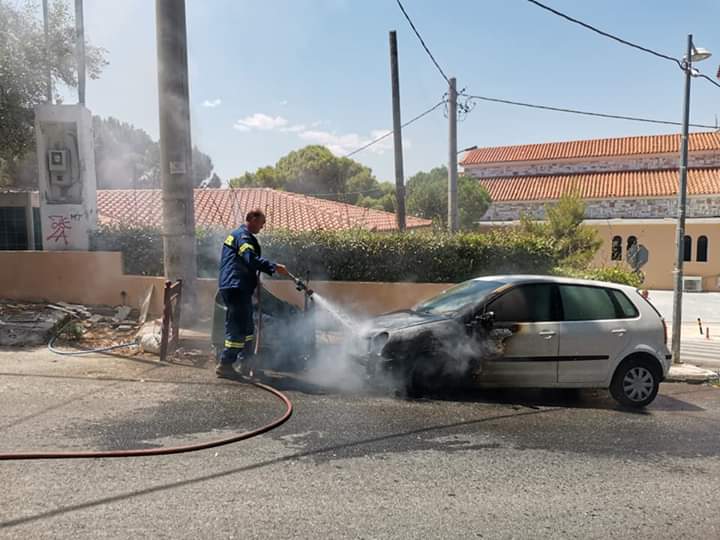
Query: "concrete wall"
0 251 450 318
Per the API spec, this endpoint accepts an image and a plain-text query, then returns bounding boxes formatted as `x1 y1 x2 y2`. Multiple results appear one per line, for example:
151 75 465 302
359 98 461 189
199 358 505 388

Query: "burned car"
357 275 671 407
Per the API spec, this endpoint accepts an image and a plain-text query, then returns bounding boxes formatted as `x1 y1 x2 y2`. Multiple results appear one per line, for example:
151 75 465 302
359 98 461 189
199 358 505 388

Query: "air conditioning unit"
683 276 703 292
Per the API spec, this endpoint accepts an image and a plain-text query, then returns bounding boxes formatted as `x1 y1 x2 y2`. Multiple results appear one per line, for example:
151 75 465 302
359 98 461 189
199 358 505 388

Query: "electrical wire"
344 99 446 157
526 0 682 68
695 72 720 90
48 320 139 356
461 93 719 129
395 0 450 84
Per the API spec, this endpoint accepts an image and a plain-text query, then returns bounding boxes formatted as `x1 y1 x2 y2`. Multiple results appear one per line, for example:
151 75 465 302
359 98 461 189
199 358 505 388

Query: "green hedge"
90 225 558 282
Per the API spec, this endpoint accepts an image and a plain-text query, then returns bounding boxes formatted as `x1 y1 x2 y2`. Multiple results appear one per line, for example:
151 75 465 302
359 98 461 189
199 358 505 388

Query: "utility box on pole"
35 104 97 250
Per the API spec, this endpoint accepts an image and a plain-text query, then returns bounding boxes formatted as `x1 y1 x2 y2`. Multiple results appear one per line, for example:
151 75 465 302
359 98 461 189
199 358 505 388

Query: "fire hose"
0 283 294 461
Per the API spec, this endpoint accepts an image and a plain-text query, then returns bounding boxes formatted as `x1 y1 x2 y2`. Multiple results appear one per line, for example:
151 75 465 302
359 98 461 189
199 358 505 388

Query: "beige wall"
0 251 450 318
591 222 720 291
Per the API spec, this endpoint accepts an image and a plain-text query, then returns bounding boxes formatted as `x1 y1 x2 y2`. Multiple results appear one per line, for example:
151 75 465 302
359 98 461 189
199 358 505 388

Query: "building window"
611 236 622 261
683 235 692 262
626 236 637 262
697 236 708 262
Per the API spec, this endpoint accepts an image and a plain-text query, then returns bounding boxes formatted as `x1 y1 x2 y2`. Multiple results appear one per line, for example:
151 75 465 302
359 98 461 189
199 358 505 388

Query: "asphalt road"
1 347 719 539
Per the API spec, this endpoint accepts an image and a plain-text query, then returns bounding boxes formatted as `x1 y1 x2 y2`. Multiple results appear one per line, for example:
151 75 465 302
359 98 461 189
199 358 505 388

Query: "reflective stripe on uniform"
238 242 255 254
245 335 254 342
224 339 245 349
224 235 234 247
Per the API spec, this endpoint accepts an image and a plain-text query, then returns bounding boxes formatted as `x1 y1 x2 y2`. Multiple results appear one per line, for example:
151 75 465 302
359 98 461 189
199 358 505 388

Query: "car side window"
487 284 556 322
609 289 639 318
560 285 618 321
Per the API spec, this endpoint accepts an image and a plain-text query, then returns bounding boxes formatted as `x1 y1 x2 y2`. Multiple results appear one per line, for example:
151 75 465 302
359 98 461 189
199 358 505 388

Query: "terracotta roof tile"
479 168 720 202
96 188 431 231
461 132 720 166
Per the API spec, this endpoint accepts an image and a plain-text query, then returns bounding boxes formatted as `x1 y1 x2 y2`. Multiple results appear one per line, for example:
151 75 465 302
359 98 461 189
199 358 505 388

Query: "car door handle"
611 328 627 335
538 330 556 339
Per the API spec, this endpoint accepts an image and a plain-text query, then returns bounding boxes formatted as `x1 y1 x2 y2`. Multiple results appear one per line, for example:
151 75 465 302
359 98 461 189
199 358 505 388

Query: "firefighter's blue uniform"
218 224 276 366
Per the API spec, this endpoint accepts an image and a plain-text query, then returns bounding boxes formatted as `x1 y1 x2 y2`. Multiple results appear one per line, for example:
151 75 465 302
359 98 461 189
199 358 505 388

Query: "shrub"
553 264 643 287
90 225 559 283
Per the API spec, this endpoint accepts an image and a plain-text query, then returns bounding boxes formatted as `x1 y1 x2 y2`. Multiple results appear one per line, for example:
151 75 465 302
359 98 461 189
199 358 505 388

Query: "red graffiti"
46 215 72 245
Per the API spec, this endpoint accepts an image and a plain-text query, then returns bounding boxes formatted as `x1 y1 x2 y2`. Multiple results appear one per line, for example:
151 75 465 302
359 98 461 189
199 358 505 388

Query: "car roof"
470 274 638 293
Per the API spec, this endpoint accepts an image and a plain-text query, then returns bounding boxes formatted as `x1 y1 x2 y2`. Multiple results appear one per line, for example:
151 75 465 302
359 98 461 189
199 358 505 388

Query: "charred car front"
356 278 511 395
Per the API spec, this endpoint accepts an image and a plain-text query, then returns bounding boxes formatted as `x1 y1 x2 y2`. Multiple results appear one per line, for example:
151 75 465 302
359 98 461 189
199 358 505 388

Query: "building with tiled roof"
96 187 431 232
461 131 720 291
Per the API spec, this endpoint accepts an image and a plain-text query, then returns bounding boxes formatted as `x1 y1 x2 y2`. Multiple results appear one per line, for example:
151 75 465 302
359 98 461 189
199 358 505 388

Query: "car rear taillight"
637 289 667 343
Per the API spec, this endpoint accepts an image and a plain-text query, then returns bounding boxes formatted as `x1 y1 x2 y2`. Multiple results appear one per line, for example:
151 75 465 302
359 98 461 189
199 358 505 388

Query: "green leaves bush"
90 225 558 282
553 265 643 288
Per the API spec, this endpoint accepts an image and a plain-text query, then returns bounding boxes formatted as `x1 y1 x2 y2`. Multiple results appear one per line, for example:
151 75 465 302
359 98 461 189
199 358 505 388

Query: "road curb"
667 364 720 384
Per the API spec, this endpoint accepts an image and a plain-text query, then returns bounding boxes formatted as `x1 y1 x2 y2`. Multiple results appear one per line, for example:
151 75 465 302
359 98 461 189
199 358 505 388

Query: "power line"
344 99 446 157
461 93 719 129
695 71 720 90
395 0 449 84
526 0 683 68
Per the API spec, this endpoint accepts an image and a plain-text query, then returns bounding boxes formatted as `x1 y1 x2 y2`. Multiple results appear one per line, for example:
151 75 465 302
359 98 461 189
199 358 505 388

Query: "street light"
671 35 711 365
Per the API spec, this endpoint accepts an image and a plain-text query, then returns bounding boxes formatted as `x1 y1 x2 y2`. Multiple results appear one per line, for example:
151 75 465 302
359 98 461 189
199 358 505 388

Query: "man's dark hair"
246 209 266 222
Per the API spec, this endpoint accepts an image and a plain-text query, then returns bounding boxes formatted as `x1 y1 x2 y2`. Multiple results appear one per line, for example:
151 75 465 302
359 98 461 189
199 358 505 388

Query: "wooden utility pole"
447 77 458 232
156 0 197 314
389 30 406 231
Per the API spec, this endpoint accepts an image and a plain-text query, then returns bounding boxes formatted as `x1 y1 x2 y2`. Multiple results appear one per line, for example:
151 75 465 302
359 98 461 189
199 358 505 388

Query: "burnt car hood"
364 310 451 334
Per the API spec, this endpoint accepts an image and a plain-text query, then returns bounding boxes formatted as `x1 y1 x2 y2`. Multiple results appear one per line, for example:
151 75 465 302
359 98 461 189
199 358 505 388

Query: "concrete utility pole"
42 0 52 103
389 30 406 231
447 77 459 232
74 0 86 104
671 35 695 364
156 0 197 314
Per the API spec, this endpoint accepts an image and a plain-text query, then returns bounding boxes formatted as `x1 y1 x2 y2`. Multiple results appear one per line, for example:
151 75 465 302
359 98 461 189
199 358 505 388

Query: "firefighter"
216 208 288 377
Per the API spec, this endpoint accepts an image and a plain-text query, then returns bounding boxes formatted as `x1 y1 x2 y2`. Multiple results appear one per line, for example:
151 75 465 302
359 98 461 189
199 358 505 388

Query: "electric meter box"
35 104 97 251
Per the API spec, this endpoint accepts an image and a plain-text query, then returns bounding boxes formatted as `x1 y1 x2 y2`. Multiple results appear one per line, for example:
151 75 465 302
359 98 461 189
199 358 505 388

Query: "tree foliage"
229 145 389 205
0 0 107 184
519 193 602 269
93 116 214 188
406 165 491 230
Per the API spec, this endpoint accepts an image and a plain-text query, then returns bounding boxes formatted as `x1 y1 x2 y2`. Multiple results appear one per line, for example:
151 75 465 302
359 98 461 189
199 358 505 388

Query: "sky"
53 0 720 185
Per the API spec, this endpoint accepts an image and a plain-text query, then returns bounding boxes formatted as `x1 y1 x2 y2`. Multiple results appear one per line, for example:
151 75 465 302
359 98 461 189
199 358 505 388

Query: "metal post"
447 77 458 232
671 34 694 365
389 31 406 231
156 0 197 316
74 0 86 105
42 0 52 103
25 192 35 250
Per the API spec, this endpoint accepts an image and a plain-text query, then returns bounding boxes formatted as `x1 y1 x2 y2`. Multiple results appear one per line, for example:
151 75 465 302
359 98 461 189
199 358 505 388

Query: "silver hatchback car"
360 275 671 407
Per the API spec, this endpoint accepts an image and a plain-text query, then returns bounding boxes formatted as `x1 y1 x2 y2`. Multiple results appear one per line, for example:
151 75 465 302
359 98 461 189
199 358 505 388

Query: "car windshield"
414 279 505 317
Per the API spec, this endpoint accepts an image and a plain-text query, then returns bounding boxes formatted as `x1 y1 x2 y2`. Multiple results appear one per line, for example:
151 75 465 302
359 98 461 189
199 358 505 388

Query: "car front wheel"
610 357 660 408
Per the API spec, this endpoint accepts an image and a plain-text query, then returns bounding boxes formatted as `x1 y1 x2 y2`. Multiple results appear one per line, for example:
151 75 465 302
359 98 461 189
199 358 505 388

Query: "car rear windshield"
414 280 504 317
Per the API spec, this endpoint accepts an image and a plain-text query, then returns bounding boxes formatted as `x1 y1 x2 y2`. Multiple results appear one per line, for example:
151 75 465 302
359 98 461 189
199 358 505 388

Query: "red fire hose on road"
0 379 292 460
0 274 306 461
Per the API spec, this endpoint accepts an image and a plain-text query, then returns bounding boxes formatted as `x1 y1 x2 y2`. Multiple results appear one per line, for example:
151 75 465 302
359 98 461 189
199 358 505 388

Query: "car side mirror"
469 311 495 329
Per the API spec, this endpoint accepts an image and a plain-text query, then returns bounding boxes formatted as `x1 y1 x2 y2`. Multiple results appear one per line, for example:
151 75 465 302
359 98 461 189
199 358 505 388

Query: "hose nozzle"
290 274 314 297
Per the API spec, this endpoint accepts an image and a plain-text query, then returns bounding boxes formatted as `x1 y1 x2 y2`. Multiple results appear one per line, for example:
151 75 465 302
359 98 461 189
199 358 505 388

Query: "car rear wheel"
610 357 660 408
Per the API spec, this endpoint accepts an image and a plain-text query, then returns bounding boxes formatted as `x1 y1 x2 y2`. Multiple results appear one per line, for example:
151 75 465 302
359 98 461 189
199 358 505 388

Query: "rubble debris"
113 305 132 323
137 320 162 355
0 302 69 346
138 285 154 325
